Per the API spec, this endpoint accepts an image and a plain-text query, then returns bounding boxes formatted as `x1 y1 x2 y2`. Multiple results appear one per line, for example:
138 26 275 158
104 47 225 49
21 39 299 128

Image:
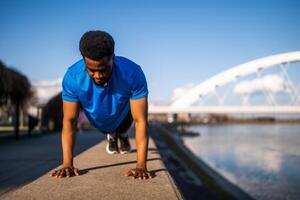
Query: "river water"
182 124 300 200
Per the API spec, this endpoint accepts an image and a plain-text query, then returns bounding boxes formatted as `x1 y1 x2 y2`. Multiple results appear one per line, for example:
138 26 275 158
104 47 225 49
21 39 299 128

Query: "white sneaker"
106 133 118 154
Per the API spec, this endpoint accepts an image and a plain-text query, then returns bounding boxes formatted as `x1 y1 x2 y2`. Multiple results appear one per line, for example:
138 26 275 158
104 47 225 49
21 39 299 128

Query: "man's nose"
94 71 103 79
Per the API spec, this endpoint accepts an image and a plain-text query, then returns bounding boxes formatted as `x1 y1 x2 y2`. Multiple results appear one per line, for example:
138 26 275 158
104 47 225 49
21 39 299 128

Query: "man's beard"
93 77 109 86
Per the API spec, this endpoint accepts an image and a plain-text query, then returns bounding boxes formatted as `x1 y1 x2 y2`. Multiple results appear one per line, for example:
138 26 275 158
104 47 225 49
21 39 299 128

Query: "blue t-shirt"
62 56 148 132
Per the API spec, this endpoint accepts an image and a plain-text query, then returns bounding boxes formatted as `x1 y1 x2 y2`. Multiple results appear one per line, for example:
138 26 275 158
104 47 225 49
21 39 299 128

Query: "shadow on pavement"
79 157 164 178
0 131 106 196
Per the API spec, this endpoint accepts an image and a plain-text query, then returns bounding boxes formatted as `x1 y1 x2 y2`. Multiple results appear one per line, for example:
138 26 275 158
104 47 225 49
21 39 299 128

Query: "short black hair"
79 30 115 60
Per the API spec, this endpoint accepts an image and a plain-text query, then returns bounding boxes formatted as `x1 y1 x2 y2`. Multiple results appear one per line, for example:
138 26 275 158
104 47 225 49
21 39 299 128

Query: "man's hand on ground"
50 166 79 178
125 167 152 180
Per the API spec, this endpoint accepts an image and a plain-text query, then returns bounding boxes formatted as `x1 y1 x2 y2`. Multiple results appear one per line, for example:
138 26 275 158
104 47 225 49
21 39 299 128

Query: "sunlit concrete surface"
0 129 182 200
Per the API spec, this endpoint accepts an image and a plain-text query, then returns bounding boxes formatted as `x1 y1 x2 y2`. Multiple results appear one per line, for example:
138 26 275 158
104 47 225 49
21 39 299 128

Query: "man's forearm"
135 121 149 168
62 119 76 167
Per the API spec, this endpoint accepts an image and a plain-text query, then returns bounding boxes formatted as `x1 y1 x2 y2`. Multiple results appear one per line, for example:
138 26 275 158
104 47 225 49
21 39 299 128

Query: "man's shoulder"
65 59 85 77
115 56 141 71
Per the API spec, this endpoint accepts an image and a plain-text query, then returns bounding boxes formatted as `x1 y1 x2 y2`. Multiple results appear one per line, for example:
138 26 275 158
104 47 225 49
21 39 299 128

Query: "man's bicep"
63 100 79 121
130 97 148 123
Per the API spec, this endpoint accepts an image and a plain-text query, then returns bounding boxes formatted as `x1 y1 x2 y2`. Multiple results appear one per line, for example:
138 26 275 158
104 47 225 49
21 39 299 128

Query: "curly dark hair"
79 30 115 60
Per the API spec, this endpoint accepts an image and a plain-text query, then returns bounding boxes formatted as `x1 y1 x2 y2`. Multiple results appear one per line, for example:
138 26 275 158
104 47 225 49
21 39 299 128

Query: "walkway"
0 128 182 200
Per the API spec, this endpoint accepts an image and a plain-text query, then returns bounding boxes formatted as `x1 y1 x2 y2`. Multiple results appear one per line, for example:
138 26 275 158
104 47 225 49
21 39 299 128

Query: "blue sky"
1 0 300 103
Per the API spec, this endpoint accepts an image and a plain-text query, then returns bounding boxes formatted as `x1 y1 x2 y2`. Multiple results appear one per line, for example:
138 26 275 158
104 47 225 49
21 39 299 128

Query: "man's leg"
105 110 133 154
115 110 133 154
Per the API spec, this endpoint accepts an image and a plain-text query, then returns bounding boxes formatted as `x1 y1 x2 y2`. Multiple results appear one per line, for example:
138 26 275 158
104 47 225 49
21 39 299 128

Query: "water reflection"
183 124 300 200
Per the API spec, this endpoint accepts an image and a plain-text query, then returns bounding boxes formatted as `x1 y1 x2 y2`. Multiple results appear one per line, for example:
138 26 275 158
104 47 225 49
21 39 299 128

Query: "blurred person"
50 30 151 180
27 114 38 136
27 105 39 136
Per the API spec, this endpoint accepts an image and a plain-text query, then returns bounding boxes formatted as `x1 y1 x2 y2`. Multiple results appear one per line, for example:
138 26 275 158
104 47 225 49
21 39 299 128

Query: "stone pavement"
0 128 182 200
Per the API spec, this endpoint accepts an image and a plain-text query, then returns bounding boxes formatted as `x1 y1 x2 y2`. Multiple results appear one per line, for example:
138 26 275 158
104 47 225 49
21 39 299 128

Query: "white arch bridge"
149 51 300 114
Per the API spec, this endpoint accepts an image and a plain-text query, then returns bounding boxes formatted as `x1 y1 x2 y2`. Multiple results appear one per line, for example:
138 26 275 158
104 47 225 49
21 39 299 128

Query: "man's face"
84 55 114 86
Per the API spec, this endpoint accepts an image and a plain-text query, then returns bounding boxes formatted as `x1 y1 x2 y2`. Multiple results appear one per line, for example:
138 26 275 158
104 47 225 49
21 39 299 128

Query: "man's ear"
109 54 115 64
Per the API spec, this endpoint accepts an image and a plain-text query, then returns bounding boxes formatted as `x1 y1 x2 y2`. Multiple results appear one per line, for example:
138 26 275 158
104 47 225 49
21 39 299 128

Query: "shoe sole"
106 144 118 154
119 147 132 154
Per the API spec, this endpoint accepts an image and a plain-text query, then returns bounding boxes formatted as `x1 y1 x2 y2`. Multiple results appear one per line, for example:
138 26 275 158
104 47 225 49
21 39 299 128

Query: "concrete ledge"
1 129 183 200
